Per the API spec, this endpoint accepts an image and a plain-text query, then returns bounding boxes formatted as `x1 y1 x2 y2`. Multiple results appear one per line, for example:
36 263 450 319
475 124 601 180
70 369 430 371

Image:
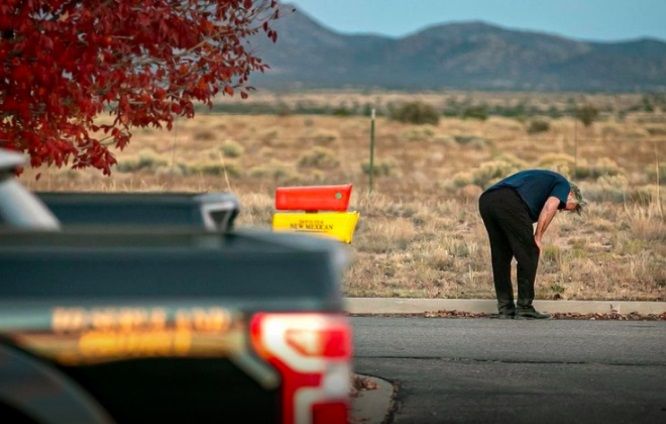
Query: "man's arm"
534 196 561 251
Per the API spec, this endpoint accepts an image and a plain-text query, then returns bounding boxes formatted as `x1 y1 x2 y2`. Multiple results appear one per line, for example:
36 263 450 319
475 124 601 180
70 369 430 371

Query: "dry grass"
21 91 666 301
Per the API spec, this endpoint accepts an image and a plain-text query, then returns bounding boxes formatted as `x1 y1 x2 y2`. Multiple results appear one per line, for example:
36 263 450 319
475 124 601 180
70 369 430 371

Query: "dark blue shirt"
484 170 571 222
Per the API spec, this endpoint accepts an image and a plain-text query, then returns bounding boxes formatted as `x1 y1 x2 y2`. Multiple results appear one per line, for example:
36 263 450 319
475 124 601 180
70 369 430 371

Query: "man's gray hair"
570 182 586 214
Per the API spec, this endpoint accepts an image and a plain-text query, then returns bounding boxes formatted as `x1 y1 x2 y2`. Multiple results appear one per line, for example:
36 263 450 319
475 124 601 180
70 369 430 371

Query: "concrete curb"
344 298 666 315
350 374 395 424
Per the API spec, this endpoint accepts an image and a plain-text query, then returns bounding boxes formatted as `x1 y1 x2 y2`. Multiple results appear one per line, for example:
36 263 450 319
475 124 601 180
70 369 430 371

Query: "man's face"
563 191 578 212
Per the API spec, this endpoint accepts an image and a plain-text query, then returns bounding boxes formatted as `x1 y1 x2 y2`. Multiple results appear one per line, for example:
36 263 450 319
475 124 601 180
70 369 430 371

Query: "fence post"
656 140 663 217
573 119 578 180
369 108 376 193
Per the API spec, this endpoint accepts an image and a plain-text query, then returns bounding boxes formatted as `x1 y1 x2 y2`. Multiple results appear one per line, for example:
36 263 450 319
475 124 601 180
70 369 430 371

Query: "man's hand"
534 196 560 253
534 237 543 253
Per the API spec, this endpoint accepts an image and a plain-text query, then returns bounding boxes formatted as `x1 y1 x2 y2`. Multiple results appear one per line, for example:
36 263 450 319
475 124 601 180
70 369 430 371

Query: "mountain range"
249 5 666 91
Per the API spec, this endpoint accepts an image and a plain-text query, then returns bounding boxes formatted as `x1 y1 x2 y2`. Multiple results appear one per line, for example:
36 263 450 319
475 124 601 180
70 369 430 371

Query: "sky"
287 0 666 42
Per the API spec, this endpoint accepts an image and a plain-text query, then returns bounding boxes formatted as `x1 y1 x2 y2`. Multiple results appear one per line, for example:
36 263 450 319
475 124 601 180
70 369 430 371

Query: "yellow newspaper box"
272 184 360 243
272 211 360 244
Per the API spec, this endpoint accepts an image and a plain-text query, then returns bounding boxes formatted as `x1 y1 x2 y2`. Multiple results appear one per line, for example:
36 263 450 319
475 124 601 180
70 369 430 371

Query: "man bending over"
478 169 585 319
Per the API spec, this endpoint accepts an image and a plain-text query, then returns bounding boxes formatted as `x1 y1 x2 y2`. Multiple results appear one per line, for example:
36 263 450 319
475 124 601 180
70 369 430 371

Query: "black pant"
479 188 539 311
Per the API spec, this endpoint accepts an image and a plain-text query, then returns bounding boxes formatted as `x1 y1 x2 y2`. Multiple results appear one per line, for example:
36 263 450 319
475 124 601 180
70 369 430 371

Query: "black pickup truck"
0 149 352 424
37 192 239 232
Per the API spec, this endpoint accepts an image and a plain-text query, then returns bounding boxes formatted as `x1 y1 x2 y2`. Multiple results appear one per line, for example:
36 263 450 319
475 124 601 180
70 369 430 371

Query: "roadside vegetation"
23 91 666 301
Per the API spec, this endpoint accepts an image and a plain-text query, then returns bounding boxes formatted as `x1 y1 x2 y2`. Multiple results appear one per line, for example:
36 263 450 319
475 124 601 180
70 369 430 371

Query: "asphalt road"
352 317 666 424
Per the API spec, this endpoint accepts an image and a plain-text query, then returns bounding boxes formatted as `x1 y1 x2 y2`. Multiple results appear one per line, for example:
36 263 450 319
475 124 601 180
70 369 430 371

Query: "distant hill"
249 6 666 91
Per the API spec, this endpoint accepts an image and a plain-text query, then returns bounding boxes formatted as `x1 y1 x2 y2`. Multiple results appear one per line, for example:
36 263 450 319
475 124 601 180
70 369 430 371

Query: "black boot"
493 310 515 319
492 300 515 319
515 302 550 319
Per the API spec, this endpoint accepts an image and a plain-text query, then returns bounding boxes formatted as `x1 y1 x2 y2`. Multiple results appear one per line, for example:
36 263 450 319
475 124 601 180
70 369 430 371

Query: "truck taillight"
250 313 352 424
285 326 350 358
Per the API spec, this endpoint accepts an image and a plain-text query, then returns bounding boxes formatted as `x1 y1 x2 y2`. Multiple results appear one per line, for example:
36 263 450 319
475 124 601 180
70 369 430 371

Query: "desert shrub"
192 162 242 178
249 160 298 183
527 119 550 134
401 126 436 142
451 171 474 188
355 218 417 253
193 129 216 141
156 161 241 178
332 106 352 116
575 104 599 127
309 129 338 144
448 239 471 258
600 122 623 139
472 160 522 188
538 153 575 167
576 158 621 180
644 93 666 110
641 95 655 112
389 101 439 125
453 135 488 149
599 174 629 187
538 153 575 176
220 139 244 158
583 175 629 203
433 135 456 146
646 126 666 136
298 147 340 169
361 159 396 177
548 283 566 299
259 128 280 144
540 245 562 273
298 169 328 185
493 153 527 169
461 105 488 121
646 164 666 185
276 102 291 116
156 164 186 177
627 186 654 205
461 155 525 188
457 184 483 201
117 150 167 172
485 103 531 119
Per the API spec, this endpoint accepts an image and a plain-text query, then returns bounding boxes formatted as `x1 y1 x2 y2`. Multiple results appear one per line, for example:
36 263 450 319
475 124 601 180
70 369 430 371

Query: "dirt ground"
22 91 666 301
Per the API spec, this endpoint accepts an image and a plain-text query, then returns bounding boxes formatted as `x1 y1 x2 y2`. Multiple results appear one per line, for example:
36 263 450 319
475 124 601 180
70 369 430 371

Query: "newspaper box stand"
272 184 360 243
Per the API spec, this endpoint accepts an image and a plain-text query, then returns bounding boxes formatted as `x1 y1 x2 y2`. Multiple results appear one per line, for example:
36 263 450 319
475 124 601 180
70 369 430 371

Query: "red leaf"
0 0 281 175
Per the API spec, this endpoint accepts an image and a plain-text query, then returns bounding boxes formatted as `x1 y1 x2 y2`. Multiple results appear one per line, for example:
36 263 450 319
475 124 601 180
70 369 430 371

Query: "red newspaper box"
275 184 352 212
